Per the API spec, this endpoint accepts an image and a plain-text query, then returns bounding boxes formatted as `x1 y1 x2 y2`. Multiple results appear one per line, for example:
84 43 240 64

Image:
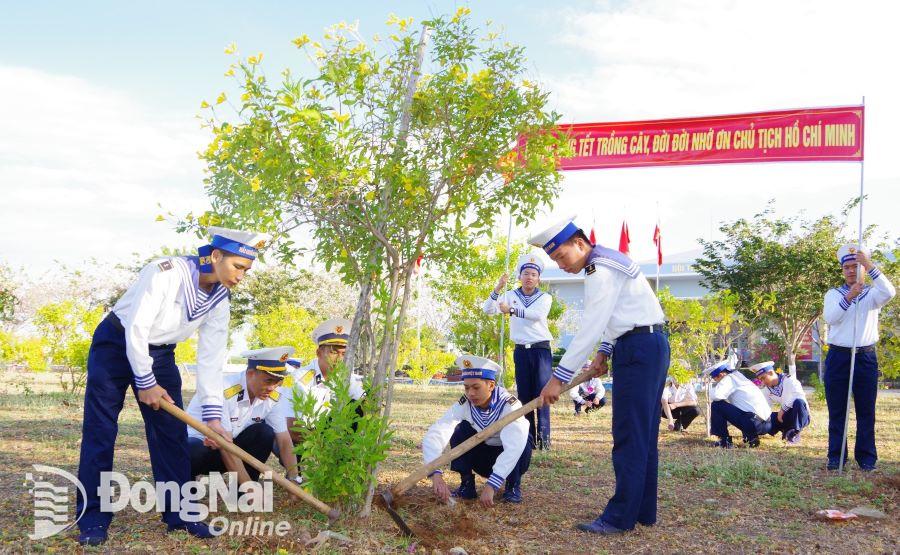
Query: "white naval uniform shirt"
483 287 553 345
570 377 603 402
286 359 364 419
555 246 665 382
422 387 528 491
661 383 698 404
710 372 771 421
763 374 807 410
823 267 895 348
112 256 230 421
186 371 289 440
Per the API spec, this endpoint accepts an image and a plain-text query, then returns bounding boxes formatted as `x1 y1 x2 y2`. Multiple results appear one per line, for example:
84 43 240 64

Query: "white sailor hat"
199 226 271 272
311 318 352 347
704 360 731 378
836 244 867 266
241 346 295 377
750 360 775 377
527 214 582 255
516 253 544 275
456 354 501 381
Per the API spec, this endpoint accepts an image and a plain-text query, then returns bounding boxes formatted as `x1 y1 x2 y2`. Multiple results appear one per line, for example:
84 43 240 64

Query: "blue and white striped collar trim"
589 246 640 279
175 257 231 322
513 287 543 307
469 387 510 430
767 374 784 396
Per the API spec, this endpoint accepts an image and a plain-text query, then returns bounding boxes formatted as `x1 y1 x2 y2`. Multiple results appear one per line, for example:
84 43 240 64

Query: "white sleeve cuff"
133 373 157 390
554 365 575 382
486 473 505 490
202 405 223 421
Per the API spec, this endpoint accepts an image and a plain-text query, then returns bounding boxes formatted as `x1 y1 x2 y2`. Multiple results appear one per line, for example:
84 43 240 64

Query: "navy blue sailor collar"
175 256 231 321
469 387 511 429
513 287 543 307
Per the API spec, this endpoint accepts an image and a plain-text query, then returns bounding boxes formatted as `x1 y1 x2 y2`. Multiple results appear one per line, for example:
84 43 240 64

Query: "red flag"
618 221 630 255
589 226 597 245
414 253 424 275
653 224 663 265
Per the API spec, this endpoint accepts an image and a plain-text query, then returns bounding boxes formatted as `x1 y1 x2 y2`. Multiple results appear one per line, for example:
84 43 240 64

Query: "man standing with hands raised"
531 215 669 535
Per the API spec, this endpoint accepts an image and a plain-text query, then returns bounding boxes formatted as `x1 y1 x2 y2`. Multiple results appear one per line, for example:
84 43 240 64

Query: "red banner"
555 106 864 170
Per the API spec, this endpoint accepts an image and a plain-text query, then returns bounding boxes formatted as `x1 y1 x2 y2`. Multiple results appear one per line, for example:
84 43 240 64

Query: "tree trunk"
345 278 373 379
786 341 797 378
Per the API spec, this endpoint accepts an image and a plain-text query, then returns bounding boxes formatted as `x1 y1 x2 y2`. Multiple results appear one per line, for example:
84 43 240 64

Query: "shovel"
379 369 596 536
160 399 340 521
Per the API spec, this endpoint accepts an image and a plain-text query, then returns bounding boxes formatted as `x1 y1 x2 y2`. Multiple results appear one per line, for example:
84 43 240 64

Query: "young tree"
874 243 900 380
247 302 320 362
0 264 18 326
396 324 455 385
695 204 848 375
659 289 749 382
188 10 568 513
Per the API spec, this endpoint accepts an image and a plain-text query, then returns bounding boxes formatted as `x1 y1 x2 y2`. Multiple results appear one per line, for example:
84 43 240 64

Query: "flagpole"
838 96 866 474
655 202 661 294
499 211 513 384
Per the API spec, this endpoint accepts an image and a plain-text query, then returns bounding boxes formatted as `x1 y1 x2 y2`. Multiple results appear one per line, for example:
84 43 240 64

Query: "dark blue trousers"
824 347 879 467
600 331 669 530
513 345 552 447
189 422 275 481
710 400 772 441
768 399 810 438
449 421 532 489
76 314 190 530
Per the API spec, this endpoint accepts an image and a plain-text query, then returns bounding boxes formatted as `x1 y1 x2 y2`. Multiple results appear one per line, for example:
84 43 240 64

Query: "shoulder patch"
224 384 243 399
301 371 315 386
157 260 173 272
458 394 467 405
281 375 293 388
506 396 518 405
269 389 281 402
585 263 596 275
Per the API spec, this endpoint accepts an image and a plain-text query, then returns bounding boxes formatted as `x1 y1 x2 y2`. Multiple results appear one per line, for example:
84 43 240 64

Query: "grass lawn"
1 370 897 553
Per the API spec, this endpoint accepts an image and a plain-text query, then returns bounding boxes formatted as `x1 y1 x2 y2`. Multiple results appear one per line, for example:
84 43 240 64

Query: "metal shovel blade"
379 491 416 538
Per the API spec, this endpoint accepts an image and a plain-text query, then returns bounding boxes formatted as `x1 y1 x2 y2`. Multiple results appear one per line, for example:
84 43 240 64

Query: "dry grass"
1 370 897 554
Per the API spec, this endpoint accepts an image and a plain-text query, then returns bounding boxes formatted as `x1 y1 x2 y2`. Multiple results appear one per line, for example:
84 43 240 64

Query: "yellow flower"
358 62 371 75
292 34 310 48
224 68 235 77
216 92 227 105
331 111 350 124
224 42 237 55
200 100 210 109
250 177 261 192
155 214 165 222
452 7 471 23
241 92 251 102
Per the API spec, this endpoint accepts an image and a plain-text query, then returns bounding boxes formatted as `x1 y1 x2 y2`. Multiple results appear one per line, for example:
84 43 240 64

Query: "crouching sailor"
187 347 300 485
75 226 267 546
707 361 772 448
752 361 810 444
422 355 531 507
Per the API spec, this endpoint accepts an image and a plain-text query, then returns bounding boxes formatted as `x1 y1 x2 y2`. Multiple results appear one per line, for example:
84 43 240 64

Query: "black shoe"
859 463 877 472
502 484 522 503
826 459 847 471
78 526 108 546
576 518 625 535
673 421 683 432
746 436 760 448
167 521 217 539
711 437 733 449
452 474 477 500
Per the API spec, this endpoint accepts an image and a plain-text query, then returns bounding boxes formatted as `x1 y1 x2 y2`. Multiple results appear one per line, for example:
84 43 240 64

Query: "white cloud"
513 0 900 262
0 66 212 275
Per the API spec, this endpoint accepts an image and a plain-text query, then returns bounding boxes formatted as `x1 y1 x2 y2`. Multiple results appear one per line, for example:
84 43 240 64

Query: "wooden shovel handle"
160 399 339 520
391 370 597 497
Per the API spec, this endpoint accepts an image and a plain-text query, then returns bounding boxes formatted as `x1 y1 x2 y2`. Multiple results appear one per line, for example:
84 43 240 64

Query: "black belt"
618 324 665 340
515 341 551 350
828 344 875 353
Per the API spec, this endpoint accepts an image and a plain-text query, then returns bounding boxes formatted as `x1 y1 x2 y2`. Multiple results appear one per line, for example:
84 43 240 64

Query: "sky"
1 0 898 278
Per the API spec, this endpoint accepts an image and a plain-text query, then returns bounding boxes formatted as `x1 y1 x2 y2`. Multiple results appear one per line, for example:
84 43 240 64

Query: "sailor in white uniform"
423 355 531 506
751 361 809 444
187 347 300 484
75 227 267 545
532 215 669 535
707 361 772 448
660 377 700 432
483 252 554 448
284 318 364 442
823 244 895 470
570 366 606 415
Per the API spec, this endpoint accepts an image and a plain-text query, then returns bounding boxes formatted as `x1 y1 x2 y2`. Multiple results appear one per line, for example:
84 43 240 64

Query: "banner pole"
656 202 661 294
499 212 513 384
838 96 866 474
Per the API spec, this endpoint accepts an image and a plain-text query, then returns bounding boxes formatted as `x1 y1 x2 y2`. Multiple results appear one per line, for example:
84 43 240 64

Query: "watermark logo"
25 466 290 540
26 464 86 540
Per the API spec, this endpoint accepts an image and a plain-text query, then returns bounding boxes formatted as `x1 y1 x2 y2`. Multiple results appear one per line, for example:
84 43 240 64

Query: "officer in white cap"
187 347 300 484
284 318 364 442
422 355 531 506
75 226 268 545
531 215 668 535
483 252 554 449
822 244 895 470
751 361 809 444
706 361 772 448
